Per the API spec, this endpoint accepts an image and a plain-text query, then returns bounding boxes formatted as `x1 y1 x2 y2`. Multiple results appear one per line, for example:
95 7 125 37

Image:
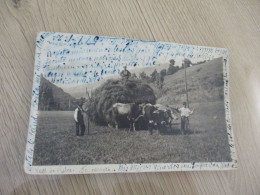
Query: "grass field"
33 101 231 165
156 57 224 105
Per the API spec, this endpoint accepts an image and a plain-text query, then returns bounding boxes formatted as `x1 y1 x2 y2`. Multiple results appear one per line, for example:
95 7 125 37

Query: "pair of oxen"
106 102 178 134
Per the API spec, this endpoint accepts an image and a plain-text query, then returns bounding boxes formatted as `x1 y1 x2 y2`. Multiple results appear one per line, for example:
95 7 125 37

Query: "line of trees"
38 83 55 111
133 59 191 89
38 75 77 111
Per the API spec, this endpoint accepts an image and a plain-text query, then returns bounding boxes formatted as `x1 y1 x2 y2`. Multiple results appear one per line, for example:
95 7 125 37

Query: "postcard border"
24 32 237 174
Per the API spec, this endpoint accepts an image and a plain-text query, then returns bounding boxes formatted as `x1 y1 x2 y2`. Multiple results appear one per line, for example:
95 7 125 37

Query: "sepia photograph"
23 32 236 174
33 56 231 166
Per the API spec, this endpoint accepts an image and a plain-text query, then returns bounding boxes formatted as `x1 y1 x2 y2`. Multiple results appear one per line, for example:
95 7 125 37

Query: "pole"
88 116 90 135
86 87 90 135
184 60 189 108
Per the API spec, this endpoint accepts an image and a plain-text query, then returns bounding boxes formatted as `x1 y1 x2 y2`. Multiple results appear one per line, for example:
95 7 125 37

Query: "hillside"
39 75 77 110
62 79 108 99
62 64 169 99
61 57 223 106
157 57 224 105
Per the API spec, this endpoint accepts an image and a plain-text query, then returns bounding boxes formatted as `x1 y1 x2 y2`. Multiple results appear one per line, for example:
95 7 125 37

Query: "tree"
181 58 192 69
150 70 158 82
167 59 179 75
39 84 54 110
139 71 149 81
156 69 167 89
160 69 167 77
169 59 175 65
131 73 137 79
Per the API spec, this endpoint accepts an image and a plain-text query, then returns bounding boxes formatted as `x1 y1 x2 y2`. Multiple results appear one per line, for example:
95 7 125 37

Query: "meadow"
33 58 232 165
33 101 231 165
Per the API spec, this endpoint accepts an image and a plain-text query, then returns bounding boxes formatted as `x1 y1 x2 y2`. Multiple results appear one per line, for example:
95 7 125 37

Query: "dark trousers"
181 117 189 133
76 122 85 136
122 78 128 85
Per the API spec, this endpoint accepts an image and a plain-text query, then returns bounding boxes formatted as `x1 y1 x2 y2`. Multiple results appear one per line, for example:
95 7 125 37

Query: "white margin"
24 32 237 175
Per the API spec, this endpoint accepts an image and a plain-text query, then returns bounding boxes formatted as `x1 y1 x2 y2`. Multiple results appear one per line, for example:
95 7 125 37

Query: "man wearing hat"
120 66 131 83
178 102 194 134
74 102 86 136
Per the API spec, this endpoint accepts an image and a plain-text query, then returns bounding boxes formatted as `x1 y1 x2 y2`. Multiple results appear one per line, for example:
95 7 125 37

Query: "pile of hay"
88 78 156 125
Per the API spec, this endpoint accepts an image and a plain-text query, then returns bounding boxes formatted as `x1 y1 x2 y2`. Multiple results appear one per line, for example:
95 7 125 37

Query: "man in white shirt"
74 103 86 136
178 102 194 134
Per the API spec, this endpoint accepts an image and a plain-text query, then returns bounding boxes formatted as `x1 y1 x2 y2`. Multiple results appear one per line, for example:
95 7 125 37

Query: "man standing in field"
179 102 194 134
120 66 131 84
74 102 86 136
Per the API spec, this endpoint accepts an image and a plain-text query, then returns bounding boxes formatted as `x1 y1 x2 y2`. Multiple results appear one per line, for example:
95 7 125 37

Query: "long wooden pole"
184 60 189 108
88 115 90 135
86 87 90 135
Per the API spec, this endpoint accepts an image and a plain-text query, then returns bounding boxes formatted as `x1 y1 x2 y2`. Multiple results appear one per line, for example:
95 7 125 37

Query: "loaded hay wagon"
87 78 156 129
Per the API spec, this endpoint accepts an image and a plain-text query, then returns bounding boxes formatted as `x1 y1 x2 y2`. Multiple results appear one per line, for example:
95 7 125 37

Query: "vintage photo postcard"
25 32 237 174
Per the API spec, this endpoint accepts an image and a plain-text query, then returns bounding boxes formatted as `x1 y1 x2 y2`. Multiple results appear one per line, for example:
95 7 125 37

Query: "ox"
107 103 141 131
150 109 173 133
142 103 177 134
